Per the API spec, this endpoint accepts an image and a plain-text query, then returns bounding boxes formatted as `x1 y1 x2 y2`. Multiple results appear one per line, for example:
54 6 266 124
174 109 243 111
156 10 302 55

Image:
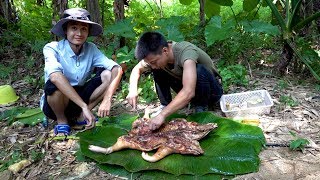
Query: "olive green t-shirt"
142 41 220 80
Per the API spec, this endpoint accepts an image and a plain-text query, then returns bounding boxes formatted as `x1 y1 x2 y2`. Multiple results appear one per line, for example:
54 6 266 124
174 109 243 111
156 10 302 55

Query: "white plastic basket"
220 90 273 118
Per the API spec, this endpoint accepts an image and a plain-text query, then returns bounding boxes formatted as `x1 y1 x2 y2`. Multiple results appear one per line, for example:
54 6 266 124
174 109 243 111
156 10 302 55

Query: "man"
40 8 123 135
126 32 222 130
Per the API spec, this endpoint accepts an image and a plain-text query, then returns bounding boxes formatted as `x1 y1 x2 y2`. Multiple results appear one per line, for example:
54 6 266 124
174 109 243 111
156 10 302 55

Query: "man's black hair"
135 32 168 60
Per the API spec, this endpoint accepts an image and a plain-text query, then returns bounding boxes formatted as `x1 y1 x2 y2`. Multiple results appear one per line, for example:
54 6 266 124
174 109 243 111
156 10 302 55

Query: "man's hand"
126 91 138 110
82 106 96 130
149 114 165 131
97 99 111 117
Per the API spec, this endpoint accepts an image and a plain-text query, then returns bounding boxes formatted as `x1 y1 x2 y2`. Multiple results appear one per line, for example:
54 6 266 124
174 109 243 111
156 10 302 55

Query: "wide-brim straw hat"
50 8 103 37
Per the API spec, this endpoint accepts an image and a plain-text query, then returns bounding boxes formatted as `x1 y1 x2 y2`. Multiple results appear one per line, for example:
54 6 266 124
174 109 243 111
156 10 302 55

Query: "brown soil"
0 70 319 180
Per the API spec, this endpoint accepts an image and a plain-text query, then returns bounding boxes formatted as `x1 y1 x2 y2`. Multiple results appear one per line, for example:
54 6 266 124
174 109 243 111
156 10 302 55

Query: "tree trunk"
277 41 294 75
199 0 205 27
87 0 102 25
113 0 125 48
52 0 68 40
0 0 17 27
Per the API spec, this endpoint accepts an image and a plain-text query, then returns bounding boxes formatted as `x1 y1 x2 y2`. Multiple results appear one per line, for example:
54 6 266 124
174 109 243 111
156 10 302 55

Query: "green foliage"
77 112 265 177
240 20 280 35
138 74 158 103
293 38 320 81
115 46 135 64
205 16 235 46
279 95 299 107
217 64 249 92
274 79 289 91
263 0 320 80
243 0 260 12
0 107 28 124
30 150 45 162
15 0 52 42
315 84 320 92
104 18 137 39
0 64 14 82
289 131 309 151
0 150 23 172
210 0 233 6
0 107 44 126
205 15 279 47
205 0 221 19
155 16 190 41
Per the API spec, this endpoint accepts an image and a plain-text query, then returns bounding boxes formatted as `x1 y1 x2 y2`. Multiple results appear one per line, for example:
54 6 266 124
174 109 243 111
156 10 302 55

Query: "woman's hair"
135 32 168 60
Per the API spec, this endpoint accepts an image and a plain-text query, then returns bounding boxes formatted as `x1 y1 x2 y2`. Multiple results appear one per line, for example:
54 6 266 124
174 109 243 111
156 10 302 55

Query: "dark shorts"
42 68 104 121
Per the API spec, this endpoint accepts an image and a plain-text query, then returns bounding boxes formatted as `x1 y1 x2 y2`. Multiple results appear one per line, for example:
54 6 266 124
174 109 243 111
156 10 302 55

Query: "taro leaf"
204 1 221 19
179 0 193 5
240 20 280 36
16 108 44 126
243 0 259 12
78 112 265 176
205 17 235 46
166 26 185 42
209 0 233 6
104 18 136 38
115 46 135 64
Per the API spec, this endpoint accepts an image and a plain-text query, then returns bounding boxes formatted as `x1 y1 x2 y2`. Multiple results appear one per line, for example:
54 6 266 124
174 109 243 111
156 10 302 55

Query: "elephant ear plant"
264 0 320 80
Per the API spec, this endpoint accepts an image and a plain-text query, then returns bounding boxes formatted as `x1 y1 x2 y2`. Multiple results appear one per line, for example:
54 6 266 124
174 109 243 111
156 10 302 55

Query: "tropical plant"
217 64 249 92
289 131 309 151
264 0 320 80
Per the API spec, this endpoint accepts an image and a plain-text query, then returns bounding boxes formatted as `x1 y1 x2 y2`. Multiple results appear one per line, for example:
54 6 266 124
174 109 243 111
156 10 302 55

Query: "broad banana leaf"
97 163 234 179
1 107 44 126
77 112 265 176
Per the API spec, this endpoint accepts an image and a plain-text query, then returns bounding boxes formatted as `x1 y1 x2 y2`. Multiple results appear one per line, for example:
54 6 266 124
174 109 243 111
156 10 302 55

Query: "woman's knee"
100 70 112 83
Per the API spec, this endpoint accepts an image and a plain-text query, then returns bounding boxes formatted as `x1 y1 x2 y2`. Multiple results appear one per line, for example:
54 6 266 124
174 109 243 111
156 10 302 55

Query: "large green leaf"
240 20 280 36
97 163 234 179
78 112 265 177
179 0 194 5
0 107 27 123
290 39 320 81
104 18 136 38
156 16 187 41
205 16 235 46
209 0 233 6
243 0 260 12
16 108 44 126
1 107 44 126
204 1 221 19
115 46 135 64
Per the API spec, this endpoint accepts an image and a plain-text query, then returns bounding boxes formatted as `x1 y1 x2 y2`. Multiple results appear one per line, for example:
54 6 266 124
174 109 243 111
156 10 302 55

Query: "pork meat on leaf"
89 109 218 162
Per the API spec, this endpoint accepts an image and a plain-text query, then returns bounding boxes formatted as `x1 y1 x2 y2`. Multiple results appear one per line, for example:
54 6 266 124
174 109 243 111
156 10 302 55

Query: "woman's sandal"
54 124 71 136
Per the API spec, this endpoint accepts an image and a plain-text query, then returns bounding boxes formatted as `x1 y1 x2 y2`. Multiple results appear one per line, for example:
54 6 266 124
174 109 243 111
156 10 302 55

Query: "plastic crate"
220 90 273 118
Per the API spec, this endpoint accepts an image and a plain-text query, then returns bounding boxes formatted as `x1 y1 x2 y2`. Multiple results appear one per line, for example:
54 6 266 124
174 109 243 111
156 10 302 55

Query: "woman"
40 8 123 135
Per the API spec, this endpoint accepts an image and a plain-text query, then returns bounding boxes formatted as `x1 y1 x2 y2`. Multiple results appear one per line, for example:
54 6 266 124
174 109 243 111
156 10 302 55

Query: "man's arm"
149 60 197 130
49 72 95 128
97 66 123 117
126 61 148 109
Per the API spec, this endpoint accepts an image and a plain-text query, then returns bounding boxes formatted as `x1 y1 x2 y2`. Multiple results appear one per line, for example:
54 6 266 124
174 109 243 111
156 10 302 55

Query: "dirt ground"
0 70 319 180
